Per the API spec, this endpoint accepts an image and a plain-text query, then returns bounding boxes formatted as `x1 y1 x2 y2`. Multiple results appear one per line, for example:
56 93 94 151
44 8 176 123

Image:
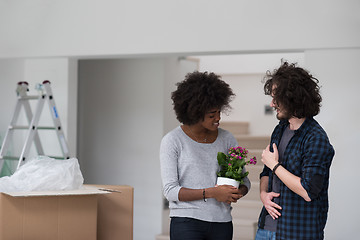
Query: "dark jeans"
170 217 233 240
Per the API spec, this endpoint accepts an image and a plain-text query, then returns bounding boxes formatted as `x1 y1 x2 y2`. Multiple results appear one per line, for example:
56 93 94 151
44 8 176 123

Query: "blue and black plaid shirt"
258 117 335 240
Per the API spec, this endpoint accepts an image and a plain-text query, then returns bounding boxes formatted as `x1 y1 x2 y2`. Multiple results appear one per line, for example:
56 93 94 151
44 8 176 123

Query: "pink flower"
249 157 257 165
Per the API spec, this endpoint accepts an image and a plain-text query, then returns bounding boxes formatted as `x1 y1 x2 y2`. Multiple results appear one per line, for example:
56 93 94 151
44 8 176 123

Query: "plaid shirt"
258 117 335 240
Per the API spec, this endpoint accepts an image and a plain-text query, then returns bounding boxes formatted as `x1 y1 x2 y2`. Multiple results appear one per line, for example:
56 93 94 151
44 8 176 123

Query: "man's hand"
262 143 279 170
260 191 282 219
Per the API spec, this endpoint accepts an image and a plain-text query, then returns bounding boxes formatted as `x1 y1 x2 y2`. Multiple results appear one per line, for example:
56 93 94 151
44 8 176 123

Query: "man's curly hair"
263 61 322 118
171 71 235 125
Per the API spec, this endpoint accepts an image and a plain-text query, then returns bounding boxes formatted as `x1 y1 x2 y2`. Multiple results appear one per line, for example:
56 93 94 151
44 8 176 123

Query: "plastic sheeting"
0 156 84 192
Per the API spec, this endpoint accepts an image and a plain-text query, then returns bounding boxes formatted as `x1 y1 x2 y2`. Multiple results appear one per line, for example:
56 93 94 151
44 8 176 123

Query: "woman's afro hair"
171 71 235 125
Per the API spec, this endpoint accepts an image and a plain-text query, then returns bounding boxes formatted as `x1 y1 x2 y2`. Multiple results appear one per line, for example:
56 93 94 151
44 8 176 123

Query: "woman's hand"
262 143 279 170
238 185 248 198
211 185 241 204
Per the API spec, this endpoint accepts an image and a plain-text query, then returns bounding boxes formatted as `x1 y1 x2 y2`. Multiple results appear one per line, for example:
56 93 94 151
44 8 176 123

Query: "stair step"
155 234 169 240
162 209 170 234
232 199 262 220
236 135 270 150
221 121 249 135
243 182 260 201
233 218 258 240
246 164 263 182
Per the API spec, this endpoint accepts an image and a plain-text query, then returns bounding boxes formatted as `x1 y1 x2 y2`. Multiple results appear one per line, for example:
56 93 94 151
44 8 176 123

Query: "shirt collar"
278 117 314 135
294 117 314 135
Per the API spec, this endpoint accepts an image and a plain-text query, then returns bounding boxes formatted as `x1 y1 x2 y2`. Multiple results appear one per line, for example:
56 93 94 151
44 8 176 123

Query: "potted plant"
217 146 257 188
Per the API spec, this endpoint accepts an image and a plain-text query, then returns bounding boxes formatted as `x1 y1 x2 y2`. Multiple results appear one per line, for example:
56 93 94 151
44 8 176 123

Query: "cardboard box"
0 187 108 240
88 185 134 240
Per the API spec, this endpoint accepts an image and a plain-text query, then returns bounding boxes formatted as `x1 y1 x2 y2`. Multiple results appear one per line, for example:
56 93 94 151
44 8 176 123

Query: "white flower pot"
216 177 240 188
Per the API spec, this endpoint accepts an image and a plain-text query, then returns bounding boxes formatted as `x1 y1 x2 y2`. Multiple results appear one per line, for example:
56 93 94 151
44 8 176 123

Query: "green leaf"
239 158 246 167
233 160 240 168
240 171 249 178
217 152 227 165
225 171 233 178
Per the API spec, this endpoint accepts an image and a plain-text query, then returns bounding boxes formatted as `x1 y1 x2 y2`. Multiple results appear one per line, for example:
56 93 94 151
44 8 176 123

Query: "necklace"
187 126 207 143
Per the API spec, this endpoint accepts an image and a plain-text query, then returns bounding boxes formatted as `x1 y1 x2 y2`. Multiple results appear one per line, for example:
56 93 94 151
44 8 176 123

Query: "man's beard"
275 108 291 120
276 113 287 121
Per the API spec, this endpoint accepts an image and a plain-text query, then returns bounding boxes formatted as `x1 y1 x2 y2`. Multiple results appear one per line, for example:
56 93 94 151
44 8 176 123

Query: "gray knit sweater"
160 126 251 222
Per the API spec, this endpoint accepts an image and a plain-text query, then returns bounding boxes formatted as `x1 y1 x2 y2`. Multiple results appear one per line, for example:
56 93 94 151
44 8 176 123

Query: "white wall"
195 53 305 75
220 74 278 135
0 59 24 133
305 48 360 239
0 59 25 159
0 1 359 58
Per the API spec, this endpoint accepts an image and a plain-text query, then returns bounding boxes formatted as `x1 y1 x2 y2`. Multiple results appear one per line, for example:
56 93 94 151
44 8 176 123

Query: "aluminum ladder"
0 81 70 172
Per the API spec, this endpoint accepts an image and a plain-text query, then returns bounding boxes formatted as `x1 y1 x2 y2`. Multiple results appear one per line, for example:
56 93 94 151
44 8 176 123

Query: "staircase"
156 122 269 240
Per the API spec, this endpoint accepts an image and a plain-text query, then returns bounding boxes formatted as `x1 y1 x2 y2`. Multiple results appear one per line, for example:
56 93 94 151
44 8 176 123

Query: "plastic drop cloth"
0 156 84 192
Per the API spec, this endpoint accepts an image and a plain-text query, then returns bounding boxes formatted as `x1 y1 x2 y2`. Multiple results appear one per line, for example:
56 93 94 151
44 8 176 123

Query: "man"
255 61 335 240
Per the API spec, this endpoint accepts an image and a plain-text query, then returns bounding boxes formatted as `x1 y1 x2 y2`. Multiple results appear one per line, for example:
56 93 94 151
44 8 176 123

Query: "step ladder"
0 81 70 173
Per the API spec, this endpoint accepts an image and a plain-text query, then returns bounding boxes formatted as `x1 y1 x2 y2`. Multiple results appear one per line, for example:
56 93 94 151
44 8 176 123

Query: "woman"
160 71 251 240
